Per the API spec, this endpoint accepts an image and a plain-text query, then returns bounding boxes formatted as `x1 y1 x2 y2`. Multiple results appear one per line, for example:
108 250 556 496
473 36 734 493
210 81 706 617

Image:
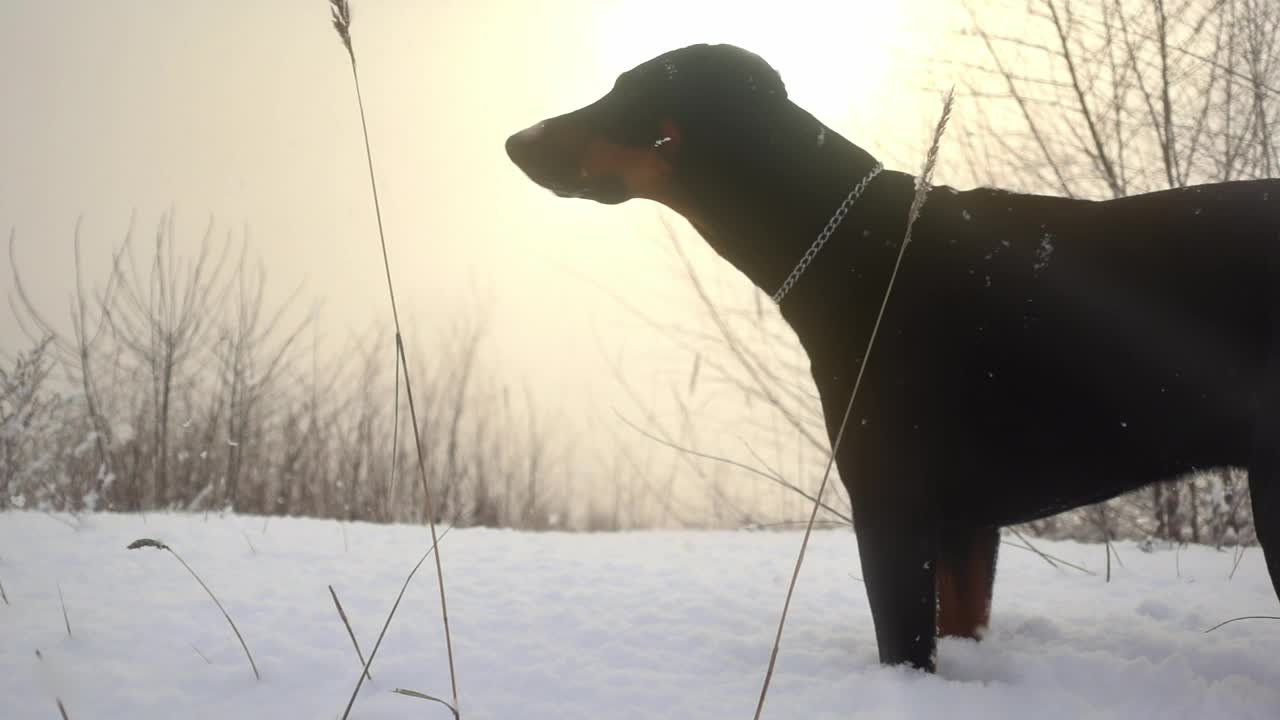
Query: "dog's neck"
660 101 911 330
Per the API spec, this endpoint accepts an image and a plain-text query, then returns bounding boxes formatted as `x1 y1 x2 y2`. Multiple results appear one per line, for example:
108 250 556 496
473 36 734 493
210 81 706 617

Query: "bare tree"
0 338 55 507
958 0 1278 198
103 213 233 508
213 242 308 511
9 222 122 505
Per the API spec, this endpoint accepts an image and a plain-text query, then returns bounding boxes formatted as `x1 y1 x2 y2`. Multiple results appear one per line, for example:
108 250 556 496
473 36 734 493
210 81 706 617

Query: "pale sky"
0 0 966 514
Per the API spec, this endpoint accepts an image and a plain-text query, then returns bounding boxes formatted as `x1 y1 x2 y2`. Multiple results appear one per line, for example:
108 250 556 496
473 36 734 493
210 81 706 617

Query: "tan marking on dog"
936 533 998 639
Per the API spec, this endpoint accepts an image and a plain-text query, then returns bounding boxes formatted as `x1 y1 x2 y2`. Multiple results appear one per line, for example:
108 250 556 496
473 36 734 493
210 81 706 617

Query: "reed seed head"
329 0 353 56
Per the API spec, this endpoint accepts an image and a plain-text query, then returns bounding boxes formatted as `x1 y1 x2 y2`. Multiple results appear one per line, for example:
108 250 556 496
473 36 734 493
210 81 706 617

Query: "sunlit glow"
590 0 915 128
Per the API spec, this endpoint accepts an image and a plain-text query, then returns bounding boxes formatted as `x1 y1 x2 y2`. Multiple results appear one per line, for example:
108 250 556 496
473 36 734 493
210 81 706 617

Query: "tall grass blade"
753 89 955 719
340 527 453 720
1204 615 1280 633
393 687 460 718
324 2 460 712
329 584 372 680
57 582 72 639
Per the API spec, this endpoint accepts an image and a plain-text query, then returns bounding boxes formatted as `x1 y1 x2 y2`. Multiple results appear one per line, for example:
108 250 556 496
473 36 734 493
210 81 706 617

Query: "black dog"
506 43 1280 671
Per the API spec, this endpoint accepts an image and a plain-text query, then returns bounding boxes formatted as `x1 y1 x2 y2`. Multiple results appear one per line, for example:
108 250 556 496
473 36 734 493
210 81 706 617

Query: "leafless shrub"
5 217 568 531
957 0 1279 198
1 337 57 508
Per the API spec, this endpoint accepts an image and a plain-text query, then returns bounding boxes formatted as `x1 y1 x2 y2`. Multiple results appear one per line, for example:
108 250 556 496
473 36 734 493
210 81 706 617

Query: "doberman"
506 43 1280 672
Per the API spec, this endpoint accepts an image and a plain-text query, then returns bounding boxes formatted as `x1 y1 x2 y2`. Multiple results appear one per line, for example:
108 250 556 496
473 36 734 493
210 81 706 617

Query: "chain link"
771 162 884 304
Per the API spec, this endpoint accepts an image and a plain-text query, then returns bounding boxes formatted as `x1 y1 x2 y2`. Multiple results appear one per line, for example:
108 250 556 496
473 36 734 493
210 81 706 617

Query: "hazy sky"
0 0 963 480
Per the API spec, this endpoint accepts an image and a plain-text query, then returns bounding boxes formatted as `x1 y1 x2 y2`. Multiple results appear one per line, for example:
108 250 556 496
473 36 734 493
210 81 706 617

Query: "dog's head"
505 44 787 206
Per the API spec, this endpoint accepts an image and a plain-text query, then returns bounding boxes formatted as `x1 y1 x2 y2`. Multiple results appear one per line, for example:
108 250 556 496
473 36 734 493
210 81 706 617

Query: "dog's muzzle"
505 120 627 204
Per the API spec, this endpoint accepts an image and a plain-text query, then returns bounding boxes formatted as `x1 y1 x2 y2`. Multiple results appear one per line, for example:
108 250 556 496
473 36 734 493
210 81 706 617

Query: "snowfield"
1 512 1277 719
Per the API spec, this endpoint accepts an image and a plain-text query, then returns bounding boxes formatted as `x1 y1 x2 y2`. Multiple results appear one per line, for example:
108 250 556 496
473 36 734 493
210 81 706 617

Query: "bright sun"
590 0 913 129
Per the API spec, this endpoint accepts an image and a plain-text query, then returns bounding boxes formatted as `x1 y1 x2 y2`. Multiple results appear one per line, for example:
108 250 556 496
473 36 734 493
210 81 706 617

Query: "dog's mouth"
545 178 627 205
505 123 629 205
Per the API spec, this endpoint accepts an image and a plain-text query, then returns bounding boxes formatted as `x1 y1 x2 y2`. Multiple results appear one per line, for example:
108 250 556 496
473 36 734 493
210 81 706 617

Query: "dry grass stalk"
753 89 955 720
190 643 213 665
1229 545 1247 580
127 538 260 680
615 411 852 524
328 584 372 680
42 512 79 531
340 527 453 720
57 582 72 638
329 0 352 57
1204 615 1280 633
35 650 73 719
1105 538 1113 582
1005 527 1095 575
326 0 459 713
393 687 460 718
0 576 9 605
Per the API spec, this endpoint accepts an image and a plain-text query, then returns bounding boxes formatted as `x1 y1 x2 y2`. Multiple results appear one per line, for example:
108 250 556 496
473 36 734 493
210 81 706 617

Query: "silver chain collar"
771 161 884 304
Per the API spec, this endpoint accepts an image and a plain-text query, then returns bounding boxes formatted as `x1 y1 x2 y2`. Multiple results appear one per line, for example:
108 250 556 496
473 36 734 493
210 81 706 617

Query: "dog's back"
891 179 1280 524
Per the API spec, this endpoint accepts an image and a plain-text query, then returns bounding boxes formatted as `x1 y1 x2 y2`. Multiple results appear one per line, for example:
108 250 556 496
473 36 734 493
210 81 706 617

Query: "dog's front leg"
852 500 939 672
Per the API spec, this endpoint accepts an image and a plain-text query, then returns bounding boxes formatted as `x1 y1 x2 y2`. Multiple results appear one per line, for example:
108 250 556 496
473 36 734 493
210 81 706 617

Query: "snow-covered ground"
1 512 1276 719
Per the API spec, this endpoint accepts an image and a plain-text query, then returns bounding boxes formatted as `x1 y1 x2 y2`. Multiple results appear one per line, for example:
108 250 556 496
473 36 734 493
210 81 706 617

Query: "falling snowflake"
1034 233 1055 273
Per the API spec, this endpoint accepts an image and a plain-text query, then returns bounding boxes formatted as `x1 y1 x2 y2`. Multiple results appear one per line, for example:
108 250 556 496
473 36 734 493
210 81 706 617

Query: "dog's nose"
505 122 546 166
512 122 545 143
504 132 526 164
506 121 581 188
